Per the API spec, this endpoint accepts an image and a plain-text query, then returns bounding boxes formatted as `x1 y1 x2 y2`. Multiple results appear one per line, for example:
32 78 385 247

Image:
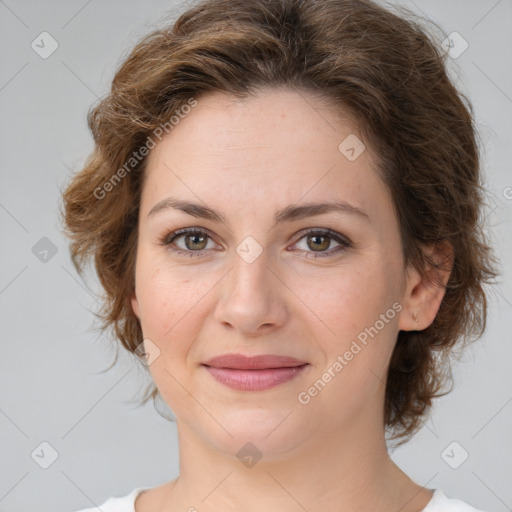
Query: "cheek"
320 263 387 326
134 255 222 371
136 270 199 393
316 259 400 367
135 255 191 340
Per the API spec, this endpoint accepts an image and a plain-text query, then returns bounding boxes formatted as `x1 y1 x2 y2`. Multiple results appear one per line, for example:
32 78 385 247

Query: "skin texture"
130 88 452 512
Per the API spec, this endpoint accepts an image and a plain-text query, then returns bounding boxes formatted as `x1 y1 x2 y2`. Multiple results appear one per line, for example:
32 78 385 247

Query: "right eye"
160 228 219 257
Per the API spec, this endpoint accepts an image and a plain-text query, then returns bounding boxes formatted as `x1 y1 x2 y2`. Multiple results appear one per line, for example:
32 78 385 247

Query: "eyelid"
292 227 352 245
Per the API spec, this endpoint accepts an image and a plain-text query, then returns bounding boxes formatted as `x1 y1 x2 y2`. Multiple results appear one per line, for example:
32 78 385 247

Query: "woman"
62 0 498 510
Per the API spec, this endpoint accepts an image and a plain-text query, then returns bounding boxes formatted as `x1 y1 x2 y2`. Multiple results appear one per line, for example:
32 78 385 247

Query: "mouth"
201 353 309 391
202 353 308 370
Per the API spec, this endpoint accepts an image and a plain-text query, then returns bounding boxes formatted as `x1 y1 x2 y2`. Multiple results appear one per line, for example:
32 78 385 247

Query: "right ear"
130 291 140 320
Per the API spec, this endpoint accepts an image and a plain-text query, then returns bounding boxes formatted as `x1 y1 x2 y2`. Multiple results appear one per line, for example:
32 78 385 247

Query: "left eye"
290 229 351 258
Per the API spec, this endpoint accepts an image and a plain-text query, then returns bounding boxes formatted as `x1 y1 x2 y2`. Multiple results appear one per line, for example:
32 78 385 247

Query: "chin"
201 407 317 460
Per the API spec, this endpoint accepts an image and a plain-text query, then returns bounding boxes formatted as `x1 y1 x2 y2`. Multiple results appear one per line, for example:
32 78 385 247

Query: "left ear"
398 239 454 331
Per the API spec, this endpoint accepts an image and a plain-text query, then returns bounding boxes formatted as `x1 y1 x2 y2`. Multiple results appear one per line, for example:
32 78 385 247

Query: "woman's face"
130 88 416 457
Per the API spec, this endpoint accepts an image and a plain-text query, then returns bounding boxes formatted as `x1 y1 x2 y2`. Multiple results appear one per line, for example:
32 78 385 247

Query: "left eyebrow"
147 197 370 227
274 201 370 225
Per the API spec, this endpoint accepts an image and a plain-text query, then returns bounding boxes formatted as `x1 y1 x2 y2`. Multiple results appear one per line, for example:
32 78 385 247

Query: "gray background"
0 0 511 511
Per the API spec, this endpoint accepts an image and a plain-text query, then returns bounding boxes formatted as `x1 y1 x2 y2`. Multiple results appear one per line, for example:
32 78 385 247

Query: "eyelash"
159 227 352 259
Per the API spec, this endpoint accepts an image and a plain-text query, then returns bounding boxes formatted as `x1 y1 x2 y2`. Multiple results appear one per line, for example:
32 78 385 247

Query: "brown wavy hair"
59 0 499 444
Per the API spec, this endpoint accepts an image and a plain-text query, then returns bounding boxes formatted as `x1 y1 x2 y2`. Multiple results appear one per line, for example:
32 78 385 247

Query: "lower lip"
202 364 309 391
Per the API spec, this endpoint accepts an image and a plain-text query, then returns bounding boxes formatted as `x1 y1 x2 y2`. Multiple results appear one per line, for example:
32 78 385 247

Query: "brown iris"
307 234 331 252
184 232 208 251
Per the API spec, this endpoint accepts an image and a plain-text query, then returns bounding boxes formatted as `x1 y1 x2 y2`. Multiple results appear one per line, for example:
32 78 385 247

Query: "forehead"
140 88 391 226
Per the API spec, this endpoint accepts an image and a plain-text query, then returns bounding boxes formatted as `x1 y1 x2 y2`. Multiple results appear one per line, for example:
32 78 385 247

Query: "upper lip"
202 353 308 370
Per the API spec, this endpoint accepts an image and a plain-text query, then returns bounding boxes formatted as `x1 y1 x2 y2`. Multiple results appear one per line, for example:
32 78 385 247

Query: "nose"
213 245 289 336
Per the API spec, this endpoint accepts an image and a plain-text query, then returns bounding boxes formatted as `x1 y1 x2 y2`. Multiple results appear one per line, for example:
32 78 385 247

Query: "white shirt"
73 487 488 511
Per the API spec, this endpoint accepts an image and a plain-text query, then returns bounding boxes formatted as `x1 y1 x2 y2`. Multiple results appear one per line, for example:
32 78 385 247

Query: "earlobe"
398 240 454 332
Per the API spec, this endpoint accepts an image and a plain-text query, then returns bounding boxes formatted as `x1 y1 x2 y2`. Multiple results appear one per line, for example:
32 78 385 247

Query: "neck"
156 414 432 512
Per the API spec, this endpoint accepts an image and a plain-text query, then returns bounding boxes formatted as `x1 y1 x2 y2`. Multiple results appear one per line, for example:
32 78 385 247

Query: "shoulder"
423 489 488 512
72 487 149 512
